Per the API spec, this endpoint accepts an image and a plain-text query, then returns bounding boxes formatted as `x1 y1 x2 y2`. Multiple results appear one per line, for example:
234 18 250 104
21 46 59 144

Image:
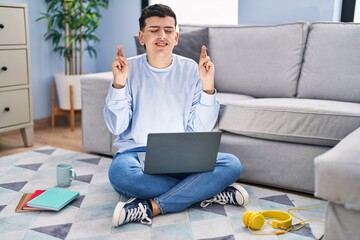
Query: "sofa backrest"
181 22 309 98
297 22 360 103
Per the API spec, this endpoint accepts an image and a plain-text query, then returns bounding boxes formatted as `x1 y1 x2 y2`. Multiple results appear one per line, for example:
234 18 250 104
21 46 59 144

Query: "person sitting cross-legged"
103 4 250 227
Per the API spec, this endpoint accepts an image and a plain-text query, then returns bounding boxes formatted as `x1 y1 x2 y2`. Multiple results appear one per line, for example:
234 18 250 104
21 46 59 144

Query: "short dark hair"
139 4 177 30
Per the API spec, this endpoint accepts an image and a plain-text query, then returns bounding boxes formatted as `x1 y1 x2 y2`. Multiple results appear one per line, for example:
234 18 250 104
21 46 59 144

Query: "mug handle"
70 168 76 180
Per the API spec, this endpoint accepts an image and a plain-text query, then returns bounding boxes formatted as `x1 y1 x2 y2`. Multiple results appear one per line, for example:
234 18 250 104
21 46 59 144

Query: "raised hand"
112 45 129 88
198 45 215 94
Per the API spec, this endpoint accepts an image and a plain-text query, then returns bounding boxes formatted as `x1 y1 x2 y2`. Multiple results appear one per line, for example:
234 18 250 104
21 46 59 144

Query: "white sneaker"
112 198 153 227
200 183 250 208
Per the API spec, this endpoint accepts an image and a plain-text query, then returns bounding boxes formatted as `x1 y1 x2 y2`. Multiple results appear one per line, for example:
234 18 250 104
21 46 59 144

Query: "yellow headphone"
243 210 292 234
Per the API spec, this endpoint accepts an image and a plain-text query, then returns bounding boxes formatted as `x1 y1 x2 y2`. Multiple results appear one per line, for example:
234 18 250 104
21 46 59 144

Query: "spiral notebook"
27 188 79 211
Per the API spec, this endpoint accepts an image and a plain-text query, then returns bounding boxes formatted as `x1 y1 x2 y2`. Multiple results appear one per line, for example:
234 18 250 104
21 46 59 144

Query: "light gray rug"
0 146 326 239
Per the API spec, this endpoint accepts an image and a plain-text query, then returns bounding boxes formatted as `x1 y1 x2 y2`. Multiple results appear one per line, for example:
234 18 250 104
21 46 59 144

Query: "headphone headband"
261 210 292 228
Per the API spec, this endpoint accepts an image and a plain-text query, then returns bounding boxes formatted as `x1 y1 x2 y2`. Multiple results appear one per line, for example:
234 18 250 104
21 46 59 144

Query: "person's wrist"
112 82 125 89
203 88 215 95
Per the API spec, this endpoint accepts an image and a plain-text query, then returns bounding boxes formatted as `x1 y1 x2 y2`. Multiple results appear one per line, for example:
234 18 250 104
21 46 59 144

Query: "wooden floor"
0 125 86 157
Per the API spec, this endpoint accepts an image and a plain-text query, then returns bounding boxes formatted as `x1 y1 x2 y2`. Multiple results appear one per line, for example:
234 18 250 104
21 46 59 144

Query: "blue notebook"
27 188 79 211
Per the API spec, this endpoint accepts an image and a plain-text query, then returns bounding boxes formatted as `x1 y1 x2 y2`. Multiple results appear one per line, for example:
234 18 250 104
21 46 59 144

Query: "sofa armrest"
315 127 360 210
81 72 116 156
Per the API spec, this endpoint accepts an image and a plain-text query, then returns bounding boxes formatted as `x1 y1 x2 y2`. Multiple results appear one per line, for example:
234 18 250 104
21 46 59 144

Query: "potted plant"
37 0 109 111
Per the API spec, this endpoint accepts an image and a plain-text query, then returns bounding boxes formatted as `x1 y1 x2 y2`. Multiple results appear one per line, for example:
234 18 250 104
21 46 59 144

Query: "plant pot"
55 73 82 110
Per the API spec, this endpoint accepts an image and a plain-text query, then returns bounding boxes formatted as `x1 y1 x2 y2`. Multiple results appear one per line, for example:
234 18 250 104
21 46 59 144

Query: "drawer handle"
1 66 7 71
0 24 4 29
4 107 10 112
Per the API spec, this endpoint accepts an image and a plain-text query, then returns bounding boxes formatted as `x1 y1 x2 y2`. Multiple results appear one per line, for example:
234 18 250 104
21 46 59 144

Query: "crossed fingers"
113 45 127 70
199 45 212 71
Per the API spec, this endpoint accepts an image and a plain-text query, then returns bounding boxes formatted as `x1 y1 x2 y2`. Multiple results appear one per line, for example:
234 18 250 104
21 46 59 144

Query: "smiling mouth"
156 41 168 47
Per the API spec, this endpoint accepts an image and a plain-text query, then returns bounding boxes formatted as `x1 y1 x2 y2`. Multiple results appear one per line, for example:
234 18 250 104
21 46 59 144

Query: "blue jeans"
108 152 242 214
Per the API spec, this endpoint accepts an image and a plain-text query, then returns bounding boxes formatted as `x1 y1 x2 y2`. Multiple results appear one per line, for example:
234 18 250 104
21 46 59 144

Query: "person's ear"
174 31 179 46
138 31 145 45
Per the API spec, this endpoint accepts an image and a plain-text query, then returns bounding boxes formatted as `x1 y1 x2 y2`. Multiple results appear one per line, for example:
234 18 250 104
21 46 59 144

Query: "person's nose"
158 30 166 39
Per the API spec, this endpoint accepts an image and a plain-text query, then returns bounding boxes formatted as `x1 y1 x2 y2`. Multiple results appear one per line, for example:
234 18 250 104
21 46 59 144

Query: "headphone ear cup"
243 211 265 230
249 212 265 230
243 211 254 227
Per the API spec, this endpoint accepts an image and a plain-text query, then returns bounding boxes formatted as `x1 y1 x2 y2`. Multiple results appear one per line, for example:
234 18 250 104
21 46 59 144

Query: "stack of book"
16 188 80 212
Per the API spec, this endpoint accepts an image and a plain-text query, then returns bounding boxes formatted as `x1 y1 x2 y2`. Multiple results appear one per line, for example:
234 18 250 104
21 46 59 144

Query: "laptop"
143 132 221 174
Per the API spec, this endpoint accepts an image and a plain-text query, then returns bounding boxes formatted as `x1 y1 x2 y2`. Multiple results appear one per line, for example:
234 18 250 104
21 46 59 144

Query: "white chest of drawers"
0 2 33 147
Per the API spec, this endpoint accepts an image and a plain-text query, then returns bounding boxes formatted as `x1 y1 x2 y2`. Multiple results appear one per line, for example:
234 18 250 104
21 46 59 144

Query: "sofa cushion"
297 22 360 103
219 98 360 146
216 92 254 105
205 22 309 98
134 28 209 63
220 132 330 193
315 127 360 210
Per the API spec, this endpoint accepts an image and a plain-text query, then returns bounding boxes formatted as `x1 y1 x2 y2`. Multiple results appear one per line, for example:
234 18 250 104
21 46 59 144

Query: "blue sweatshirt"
103 53 219 153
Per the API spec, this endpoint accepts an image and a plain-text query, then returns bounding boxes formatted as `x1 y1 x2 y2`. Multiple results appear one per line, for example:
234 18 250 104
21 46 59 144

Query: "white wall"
354 0 360 22
238 0 343 24
150 0 238 25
